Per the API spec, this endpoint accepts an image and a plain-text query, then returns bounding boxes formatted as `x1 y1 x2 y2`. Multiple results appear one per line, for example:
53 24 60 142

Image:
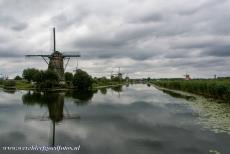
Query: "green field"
0 80 33 90
15 80 34 89
152 79 230 102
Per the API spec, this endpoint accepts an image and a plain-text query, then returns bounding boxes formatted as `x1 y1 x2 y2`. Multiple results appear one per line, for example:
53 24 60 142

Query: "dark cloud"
171 41 230 58
0 0 230 78
130 13 163 23
11 23 28 31
202 45 230 57
178 0 227 16
77 48 158 61
0 15 28 31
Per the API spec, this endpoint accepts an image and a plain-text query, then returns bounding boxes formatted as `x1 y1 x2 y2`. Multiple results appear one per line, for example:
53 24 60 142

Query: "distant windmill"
184 73 191 80
26 27 80 81
111 67 123 80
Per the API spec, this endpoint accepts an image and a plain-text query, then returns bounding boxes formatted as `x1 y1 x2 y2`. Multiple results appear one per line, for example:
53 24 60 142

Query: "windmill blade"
53 27 56 52
25 54 50 65
63 54 81 58
64 57 70 71
62 51 81 54
26 55 51 57
62 51 81 58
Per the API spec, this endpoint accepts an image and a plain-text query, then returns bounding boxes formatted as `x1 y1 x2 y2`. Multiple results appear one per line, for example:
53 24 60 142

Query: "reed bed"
153 79 230 102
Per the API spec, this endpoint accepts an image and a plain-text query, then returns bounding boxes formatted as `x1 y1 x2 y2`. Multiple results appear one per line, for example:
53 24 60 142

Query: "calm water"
0 84 230 154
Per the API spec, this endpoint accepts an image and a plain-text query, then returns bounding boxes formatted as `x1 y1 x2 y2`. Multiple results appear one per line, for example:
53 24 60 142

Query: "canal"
0 84 230 154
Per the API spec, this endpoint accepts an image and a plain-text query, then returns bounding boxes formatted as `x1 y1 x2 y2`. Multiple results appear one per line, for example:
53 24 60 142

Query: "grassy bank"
0 80 34 90
0 79 126 90
152 79 230 102
15 80 34 89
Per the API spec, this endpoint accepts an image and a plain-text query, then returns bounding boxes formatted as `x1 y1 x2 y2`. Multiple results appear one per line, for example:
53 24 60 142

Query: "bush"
14 75 22 80
73 69 93 90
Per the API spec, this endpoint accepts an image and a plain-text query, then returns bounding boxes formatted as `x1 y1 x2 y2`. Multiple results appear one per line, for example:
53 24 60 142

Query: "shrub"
73 69 93 90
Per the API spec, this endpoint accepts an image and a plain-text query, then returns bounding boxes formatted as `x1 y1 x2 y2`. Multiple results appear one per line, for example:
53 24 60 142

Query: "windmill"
184 73 191 80
26 27 80 81
111 67 123 80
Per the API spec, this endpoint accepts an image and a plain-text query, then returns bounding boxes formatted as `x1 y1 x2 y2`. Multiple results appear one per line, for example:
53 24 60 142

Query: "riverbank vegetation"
93 76 126 88
22 68 95 90
0 68 128 91
152 79 230 102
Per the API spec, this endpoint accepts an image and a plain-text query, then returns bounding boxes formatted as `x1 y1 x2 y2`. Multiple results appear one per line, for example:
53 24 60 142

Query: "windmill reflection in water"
22 91 93 146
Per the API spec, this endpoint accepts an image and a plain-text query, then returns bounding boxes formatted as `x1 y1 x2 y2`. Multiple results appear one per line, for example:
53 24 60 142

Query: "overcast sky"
0 0 230 79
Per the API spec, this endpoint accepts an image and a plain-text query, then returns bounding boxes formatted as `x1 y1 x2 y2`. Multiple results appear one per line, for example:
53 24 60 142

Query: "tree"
40 70 59 88
33 70 44 83
32 70 59 89
43 70 59 82
22 68 40 82
147 77 151 82
73 69 93 90
14 75 22 80
65 72 73 82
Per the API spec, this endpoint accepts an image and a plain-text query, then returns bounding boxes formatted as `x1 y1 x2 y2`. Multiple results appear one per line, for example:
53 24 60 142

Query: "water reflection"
21 87 122 147
111 85 123 98
3 89 16 94
22 92 66 122
22 90 95 146
99 88 107 95
1 85 230 153
162 89 196 101
111 85 122 92
65 90 96 105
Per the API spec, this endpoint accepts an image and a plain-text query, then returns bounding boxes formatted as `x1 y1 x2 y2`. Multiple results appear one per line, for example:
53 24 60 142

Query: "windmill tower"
26 27 80 81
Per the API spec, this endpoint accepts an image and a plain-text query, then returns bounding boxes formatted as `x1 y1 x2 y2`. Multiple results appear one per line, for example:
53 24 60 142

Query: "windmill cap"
52 51 63 56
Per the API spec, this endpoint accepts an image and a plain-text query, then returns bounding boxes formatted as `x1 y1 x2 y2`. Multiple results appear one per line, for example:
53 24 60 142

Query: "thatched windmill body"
26 28 80 81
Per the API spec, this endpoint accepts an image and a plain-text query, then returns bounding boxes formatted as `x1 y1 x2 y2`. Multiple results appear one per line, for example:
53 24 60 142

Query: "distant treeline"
152 79 230 102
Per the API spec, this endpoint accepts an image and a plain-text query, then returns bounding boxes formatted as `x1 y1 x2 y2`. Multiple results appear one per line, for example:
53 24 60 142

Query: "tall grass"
153 79 230 101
